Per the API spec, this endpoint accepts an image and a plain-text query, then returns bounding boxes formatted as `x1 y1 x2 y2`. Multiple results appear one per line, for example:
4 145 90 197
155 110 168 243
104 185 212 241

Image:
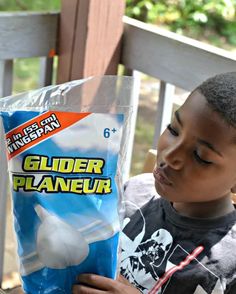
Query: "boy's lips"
153 167 172 186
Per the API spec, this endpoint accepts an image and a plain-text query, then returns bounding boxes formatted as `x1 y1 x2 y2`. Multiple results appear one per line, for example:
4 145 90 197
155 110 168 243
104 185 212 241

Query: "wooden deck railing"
0 12 58 98
122 16 236 144
1 11 236 287
0 12 58 286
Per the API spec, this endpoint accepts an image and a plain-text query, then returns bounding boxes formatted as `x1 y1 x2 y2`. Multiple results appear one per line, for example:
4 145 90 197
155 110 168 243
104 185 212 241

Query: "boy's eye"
193 150 212 165
167 124 178 136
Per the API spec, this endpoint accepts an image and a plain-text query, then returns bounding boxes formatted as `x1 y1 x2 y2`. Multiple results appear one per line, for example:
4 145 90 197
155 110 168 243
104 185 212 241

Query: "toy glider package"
0 76 135 293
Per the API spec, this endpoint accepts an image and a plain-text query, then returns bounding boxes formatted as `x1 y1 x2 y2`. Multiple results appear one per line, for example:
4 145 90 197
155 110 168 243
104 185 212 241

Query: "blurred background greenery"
126 0 236 48
0 0 235 174
0 0 60 11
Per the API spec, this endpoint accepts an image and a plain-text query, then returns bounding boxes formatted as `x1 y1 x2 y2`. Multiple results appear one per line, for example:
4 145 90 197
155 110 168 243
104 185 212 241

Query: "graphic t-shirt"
120 174 236 294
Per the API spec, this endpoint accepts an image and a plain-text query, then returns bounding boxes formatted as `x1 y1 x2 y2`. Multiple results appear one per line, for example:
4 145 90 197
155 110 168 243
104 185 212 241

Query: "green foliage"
13 58 40 93
0 0 60 11
125 0 236 47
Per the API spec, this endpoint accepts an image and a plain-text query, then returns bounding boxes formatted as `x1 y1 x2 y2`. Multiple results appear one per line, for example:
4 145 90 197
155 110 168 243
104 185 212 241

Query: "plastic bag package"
0 76 134 293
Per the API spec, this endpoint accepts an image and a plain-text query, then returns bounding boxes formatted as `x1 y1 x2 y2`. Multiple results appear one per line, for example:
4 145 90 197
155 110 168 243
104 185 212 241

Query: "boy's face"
154 90 236 203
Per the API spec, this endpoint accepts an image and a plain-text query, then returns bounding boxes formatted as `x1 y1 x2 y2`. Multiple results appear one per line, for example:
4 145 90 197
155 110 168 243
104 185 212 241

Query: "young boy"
73 72 236 293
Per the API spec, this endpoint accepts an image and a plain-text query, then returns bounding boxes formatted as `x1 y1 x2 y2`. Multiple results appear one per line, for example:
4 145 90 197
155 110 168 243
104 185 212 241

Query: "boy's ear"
231 186 236 204
231 187 236 193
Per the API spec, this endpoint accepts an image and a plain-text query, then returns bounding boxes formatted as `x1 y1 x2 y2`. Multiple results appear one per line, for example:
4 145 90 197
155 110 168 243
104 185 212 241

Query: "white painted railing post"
39 57 54 87
153 81 175 147
0 120 8 287
0 60 13 98
0 59 13 286
123 70 141 182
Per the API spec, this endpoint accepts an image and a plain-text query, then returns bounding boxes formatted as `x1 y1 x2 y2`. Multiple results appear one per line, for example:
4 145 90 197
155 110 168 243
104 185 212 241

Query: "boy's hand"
72 274 140 293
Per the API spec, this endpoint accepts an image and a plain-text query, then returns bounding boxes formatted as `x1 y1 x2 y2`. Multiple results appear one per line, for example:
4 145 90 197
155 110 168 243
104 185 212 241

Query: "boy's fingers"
74 274 141 294
77 274 116 290
117 274 131 286
72 284 105 294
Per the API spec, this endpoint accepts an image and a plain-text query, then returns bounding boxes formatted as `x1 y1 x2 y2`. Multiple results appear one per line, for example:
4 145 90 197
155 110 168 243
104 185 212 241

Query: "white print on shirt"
150 245 205 294
121 201 173 292
120 202 225 294
193 278 224 294
121 227 173 292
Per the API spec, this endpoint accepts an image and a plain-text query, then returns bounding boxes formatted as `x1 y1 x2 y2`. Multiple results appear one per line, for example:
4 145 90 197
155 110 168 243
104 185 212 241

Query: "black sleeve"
226 280 236 294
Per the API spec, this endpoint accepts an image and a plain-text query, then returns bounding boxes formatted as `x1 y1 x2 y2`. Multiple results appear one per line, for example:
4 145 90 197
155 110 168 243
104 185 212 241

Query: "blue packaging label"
2 110 124 293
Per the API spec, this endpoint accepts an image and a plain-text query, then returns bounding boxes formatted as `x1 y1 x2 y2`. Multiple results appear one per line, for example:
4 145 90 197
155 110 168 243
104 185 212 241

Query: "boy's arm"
72 274 141 293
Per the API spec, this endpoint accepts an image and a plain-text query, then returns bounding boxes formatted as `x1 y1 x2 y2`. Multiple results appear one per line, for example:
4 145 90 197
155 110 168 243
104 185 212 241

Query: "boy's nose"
162 145 184 170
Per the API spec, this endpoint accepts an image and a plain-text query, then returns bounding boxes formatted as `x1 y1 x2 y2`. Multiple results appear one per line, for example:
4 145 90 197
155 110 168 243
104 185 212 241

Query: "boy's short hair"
196 72 236 127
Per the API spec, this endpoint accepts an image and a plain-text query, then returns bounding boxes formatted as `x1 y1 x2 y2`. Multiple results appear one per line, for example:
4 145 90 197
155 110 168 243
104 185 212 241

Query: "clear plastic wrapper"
0 76 134 293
